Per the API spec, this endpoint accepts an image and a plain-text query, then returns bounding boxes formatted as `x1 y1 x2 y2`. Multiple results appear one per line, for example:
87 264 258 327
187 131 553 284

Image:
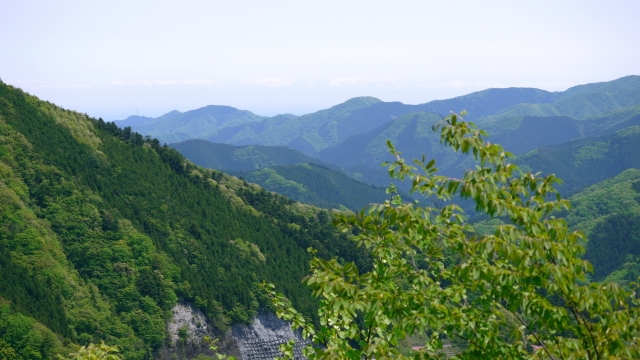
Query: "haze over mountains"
120 75 640 195
118 76 640 149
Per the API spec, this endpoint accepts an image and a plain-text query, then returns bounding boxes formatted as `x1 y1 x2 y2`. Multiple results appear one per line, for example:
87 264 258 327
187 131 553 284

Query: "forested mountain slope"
170 139 326 172
515 125 640 196
170 139 391 210
471 169 640 285
566 169 640 282
479 75 640 133
231 163 391 211
0 82 369 358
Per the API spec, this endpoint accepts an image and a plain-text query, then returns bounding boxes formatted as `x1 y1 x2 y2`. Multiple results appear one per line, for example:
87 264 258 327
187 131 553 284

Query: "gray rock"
158 303 240 360
232 312 310 360
159 304 309 360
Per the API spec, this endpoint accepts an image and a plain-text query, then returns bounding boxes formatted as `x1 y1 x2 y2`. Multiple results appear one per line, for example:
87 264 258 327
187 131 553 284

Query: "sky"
1 1 639 120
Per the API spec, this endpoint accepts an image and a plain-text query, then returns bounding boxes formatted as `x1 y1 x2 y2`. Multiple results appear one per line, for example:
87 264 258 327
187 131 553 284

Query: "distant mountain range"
117 76 640 151
118 76 640 189
164 76 640 288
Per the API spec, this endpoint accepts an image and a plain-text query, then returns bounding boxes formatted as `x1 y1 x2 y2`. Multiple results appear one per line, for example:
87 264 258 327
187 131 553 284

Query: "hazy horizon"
2 1 639 120
105 74 637 121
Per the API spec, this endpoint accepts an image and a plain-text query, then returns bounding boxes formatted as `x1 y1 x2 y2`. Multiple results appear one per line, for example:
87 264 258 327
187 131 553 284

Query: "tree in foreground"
265 113 640 359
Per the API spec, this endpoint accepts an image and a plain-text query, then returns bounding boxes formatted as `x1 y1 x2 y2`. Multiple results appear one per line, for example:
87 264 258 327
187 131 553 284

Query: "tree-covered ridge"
117 76 640 159
233 163 392 211
0 103 155 357
0 81 368 358
118 105 269 145
169 139 393 211
516 125 640 196
564 169 640 281
564 168 640 235
170 139 326 172
478 75 640 131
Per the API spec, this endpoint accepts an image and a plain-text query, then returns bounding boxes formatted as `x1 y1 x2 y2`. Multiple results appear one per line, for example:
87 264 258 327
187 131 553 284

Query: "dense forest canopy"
0 81 371 358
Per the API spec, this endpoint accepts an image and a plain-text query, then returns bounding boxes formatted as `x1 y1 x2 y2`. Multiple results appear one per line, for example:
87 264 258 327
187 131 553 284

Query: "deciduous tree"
266 113 640 359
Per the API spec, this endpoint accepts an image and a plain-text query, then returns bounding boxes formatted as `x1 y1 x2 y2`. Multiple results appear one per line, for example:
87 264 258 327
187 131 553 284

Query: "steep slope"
566 169 640 281
232 163 391 211
170 139 326 172
170 140 392 210
0 82 369 358
564 169 640 237
516 125 640 196
471 169 640 283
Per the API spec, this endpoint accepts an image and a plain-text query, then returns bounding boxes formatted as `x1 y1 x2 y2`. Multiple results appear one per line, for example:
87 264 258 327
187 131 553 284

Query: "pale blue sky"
1 0 639 120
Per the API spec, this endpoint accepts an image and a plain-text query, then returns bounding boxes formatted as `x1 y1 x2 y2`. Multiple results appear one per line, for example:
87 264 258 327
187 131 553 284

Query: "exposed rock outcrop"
160 304 309 360
232 312 311 360
158 303 240 360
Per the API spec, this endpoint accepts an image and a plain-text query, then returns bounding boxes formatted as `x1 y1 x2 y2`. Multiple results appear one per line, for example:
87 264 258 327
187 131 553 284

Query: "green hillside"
470 169 640 284
566 169 640 281
319 112 468 183
170 139 391 210
233 163 392 211
516 125 640 196
170 139 325 172
479 75 640 133
0 82 368 358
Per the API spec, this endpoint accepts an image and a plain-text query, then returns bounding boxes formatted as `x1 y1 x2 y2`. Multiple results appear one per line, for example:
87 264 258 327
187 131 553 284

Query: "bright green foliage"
204 337 237 360
475 169 640 282
266 114 640 359
0 303 62 360
564 168 640 236
62 342 121 360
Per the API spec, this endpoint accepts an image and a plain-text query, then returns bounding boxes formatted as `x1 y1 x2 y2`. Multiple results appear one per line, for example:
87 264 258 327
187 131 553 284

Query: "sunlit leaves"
266 113 640 360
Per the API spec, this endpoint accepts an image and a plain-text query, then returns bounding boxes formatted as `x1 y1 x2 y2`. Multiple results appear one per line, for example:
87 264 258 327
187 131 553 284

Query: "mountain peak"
343 96 382 106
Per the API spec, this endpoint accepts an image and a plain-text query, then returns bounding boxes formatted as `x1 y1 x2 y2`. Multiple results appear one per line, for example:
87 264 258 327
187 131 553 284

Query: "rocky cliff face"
232 312 311 360
158 303 240 360
160 303 309 360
